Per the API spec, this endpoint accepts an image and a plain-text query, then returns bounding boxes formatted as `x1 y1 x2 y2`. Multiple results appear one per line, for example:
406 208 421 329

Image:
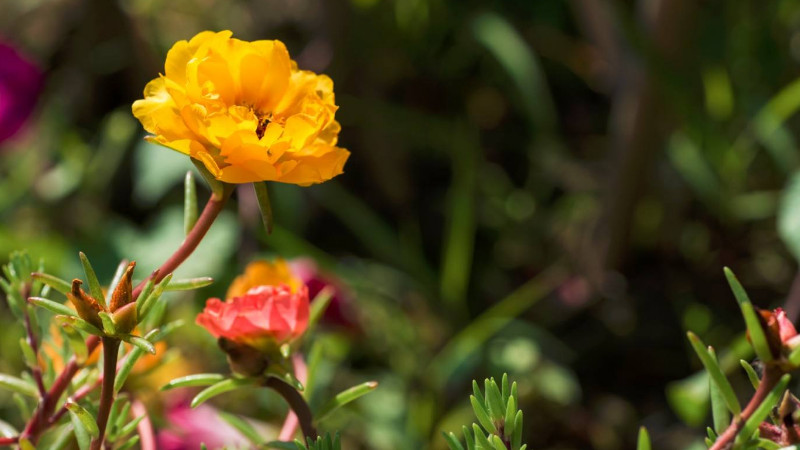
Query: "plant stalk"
90 338 121 450
264 377 316 443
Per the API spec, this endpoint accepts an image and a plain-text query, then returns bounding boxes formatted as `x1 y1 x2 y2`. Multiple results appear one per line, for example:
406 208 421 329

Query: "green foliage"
444 374 526 450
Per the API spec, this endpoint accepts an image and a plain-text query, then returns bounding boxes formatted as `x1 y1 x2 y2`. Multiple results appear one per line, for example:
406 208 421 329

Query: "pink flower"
157 400 250 450
196 284 309 349
0 41 42 145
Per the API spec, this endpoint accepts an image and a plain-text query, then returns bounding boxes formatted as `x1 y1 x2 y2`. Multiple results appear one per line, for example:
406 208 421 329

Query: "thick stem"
132 189 232 298
264 377 316 443
90 338 121 450
710 366 782 450
0 437 18 447
278 354 308 441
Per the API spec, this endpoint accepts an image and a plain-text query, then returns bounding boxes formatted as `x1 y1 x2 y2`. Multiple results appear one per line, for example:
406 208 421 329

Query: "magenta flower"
157 400 251 450
0 41 42 145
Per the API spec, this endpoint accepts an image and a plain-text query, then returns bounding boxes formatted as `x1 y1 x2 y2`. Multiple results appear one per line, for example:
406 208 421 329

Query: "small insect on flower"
132 31 349 185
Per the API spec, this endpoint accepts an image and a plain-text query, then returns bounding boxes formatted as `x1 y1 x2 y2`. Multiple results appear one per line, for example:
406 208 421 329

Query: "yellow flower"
225 258 302 299
132 31 349 185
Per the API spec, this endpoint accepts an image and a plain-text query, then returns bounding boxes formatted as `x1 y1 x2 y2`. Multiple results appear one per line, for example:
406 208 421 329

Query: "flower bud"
67 279 104 330
111 302 138 335
217 338 270 377
109 261 136 312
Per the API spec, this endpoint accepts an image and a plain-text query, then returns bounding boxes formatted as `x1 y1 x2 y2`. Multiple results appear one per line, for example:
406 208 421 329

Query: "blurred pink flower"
290 258 356 329
0 41 42 144
157 400 250 450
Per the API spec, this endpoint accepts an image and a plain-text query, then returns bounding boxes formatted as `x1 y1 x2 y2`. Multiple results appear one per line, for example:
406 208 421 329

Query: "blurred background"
3 0 800 448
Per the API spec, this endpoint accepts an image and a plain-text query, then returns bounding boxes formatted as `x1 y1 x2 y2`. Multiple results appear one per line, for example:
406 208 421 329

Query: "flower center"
255 112 272 140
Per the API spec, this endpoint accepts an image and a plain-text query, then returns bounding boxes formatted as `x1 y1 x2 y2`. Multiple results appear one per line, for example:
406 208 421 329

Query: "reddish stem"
132 189 232 298
710 367 782 450
131 398 156 450
278 354 308 441
0 437 18 447
264 377 316 443
90 338 120 450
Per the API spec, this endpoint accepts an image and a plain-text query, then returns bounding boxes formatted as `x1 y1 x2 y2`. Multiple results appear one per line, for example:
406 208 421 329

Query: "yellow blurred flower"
132 30 349 185
226 258 302 299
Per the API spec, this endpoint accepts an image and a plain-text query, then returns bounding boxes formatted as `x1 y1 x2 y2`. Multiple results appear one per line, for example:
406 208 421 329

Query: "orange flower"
225 258 301 299
196 284 309 350
132 30 349 185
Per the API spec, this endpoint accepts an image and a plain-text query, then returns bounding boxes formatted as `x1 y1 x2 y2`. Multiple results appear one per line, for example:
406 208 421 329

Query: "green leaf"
708 349 730 433
443 432 465 450
511 410 522 450
28 297 76 317
184 171 198 235
485 378 505 421
121 335 155 355
0 418 17 437
115 415 144 438
162 373 227 390
0 373 38 397
55 315 103 336
472 423 492 449
61 324 89 364
470 395 497 434
115 346 146 393
191 378 257 408
265 441 303 450
740 360 761 389
253 181 274 234
138 274 173 320
70 410 90 450
736 374 791 446
637 427 651 450
19 337 37 370
686 332 742 415
66 400 99 438
79 252 106 309
18 437 36 450
788 345 800 368
316 381 379 421
165 277 214 291
31 272 71 295
191 159 226 199
98 312 116 335
723 267 773 363
472 381 485 409
116 435 140 450
49 424 75 450
218 412 263 445
307 287 334 332
503 395 516 439
135 277 155 315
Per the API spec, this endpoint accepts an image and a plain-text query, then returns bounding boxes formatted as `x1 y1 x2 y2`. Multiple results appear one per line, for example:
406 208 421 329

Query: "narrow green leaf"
472 423 492 449
218 412 263 445
19 338 38 370
736 374 791 446
134 277 156 316
166 277 214 291
115 346 146 393
253 181 273 234
61 324 89 364
316 381 379 421
121 335 155 355
740 360 761 389
0 418 17 437
28 297 75 317
162 373 226 391
49 424 75 450
490 435 506 450
501 373 510 405
191 160 226 199
503 395 516 438
788 345 800 367
191 378 257 408
116 435 140 450
443 432 465 450
724 267 773 362
708 348 730 433
139 274 173 320
636 426 651 450
79 252 106 308
98 312 116 335
113 400 132 436
70 410 90 450
485 379 505 421
470 395 497 434
307 287 334 332
55 315 103 336
265 441 304 450
511 410 522 450
0 373 38 397
472 381 485 409
31 272 71 295
184 171 198 235
107 259 129 298
686 332 742 414
18 437 35 450
115 415 144 438
66 400 99 438
13 393 30 418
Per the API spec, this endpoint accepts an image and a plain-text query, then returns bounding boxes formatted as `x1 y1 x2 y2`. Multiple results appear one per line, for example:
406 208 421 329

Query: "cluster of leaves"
443 374 526 450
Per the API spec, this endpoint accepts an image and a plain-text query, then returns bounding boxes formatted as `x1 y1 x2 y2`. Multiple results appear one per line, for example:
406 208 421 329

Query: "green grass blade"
686 332 741 415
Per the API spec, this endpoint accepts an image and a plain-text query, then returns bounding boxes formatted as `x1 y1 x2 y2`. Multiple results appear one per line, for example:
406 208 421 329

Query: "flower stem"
90 338 121 450
264 377 316 443
710 366 783 450
0 437 18 447
133 187 233 297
